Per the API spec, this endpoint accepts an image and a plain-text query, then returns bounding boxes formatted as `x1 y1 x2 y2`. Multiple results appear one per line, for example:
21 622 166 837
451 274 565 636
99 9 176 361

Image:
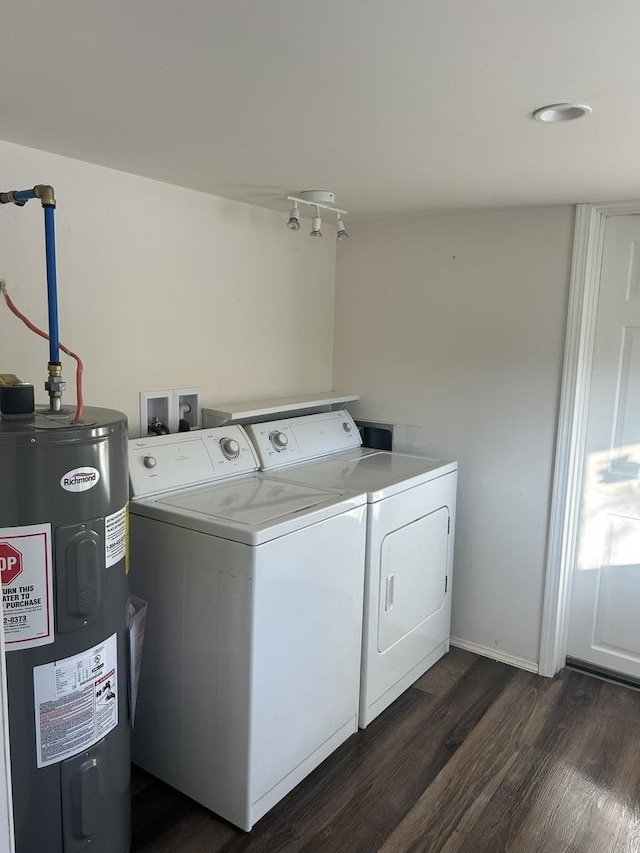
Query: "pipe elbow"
34 184 56 208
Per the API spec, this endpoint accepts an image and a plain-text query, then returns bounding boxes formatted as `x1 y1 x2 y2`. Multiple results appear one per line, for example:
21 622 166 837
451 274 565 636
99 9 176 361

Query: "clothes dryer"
128 425 366 830
245 410 457 728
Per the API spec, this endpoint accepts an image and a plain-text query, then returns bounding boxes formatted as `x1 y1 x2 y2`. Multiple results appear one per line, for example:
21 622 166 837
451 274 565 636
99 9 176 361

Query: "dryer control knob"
343 422 352 432
143 455 157 469
220 437 240 460
270 430 289 450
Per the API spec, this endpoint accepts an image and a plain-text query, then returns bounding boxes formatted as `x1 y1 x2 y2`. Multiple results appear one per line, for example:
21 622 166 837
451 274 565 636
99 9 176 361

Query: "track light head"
286 204 301 231
310 208 322 237
336 216 349 241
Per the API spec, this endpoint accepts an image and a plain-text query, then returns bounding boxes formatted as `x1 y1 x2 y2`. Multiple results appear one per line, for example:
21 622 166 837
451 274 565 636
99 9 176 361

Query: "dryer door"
361 470 457 728
377 505 449 652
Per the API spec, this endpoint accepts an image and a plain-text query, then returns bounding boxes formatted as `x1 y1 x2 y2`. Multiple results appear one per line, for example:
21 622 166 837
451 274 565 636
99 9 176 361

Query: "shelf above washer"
202 391 359 427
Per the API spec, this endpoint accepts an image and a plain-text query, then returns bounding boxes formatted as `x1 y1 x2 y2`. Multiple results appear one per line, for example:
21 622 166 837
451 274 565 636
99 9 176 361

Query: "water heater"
0 406 130 852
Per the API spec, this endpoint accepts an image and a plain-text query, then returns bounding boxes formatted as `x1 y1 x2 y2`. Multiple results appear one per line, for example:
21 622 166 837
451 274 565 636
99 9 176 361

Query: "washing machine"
245 410 457 728
128 425 366 830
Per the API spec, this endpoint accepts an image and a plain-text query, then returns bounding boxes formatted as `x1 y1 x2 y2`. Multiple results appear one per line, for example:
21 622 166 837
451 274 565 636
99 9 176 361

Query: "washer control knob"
220 437 241 460
343 422 352 432
143 455 157 469
270 430 289 450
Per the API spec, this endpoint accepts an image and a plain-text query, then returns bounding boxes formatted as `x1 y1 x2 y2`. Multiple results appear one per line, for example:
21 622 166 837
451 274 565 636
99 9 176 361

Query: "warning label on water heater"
0 523 54 651
105 504 128 568
33 633 119 768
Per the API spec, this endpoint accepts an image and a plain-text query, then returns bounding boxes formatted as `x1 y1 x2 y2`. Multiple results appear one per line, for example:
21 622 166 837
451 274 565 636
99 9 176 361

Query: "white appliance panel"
250 508 366 801
246 409 360 469
131 518 254 824
377 506 449 653
129 425 258 498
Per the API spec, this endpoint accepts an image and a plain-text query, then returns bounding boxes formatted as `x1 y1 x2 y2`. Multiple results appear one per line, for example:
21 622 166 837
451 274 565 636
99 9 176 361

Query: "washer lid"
131 474 365 544
267 449 458 502
158 475 340 523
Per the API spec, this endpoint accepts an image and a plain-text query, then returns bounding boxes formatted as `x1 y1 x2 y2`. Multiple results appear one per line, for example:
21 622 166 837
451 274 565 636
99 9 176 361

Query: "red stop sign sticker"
0 542 23 586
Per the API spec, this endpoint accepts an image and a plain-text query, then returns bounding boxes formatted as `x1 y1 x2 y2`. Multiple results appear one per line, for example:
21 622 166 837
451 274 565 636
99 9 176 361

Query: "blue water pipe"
10 188 38 205
0 184 63 410
43 205 60 364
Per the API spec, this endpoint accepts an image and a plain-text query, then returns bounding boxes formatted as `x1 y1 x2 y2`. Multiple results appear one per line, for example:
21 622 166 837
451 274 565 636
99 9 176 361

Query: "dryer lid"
266 449 458 501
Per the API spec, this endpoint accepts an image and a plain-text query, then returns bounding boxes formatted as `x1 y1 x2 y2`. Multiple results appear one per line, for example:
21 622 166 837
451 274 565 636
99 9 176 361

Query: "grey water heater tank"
0 406 130 853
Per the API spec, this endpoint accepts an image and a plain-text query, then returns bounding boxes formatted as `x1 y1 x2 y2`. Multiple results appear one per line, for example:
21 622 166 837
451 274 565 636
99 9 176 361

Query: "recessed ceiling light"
532 103 593 122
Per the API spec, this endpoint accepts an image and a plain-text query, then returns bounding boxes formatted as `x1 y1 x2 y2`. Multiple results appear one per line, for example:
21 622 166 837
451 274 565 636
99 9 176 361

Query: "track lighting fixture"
287 202 301 231
286 190 349 241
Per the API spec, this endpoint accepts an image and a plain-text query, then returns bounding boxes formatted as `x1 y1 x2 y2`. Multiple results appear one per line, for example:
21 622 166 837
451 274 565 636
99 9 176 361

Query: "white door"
567 214 640 677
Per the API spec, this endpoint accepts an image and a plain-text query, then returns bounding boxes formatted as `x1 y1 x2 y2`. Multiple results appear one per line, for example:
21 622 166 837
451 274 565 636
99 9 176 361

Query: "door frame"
539 200 640 677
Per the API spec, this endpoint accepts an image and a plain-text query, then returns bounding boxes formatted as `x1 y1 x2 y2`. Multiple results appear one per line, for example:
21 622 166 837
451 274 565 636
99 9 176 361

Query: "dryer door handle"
385 573 395 611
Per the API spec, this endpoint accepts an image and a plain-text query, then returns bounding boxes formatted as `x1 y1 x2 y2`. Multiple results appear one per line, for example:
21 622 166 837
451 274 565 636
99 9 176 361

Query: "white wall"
334 207 575 666
0 140 336 434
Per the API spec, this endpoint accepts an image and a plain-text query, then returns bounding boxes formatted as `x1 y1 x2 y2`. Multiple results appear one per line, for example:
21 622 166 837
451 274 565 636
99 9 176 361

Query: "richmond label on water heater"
60 466 101 492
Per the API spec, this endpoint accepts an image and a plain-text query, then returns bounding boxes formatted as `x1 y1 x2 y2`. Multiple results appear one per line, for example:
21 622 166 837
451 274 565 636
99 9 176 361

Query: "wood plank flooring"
131 649 640 852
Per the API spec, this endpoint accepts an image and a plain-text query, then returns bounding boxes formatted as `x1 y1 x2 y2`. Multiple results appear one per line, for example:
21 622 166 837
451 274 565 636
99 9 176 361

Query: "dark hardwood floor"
131 649 640 852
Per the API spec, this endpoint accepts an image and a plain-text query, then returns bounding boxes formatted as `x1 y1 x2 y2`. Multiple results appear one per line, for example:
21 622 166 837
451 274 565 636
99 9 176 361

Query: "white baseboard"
450 637 539 674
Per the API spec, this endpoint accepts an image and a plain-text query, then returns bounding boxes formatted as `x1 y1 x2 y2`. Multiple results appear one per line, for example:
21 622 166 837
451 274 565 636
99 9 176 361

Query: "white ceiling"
3 1 640 222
